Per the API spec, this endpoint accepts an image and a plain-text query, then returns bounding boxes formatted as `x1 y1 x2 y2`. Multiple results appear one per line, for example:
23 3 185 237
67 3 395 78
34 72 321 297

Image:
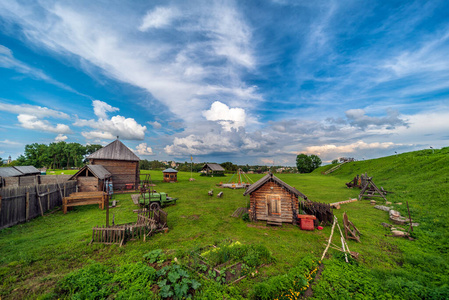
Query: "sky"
1 0 449 166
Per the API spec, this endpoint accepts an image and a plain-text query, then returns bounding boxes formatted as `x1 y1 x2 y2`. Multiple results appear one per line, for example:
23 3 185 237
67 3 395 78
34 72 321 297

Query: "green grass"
1 148 448 299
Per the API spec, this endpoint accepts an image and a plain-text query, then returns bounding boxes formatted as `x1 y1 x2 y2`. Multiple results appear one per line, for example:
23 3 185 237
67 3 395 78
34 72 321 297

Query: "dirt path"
303 263 324 298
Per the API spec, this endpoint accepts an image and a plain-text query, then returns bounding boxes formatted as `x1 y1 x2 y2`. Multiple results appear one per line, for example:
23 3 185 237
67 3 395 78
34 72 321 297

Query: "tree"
296 154 313 173
310 154 322 170
332 159 338 164
0 157 2 166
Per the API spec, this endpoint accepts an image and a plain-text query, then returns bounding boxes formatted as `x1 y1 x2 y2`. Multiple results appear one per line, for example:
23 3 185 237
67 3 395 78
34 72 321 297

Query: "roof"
0 167 23 177
87 139 140 161
243 172 308 199
0 166 40 178
202 163 225 171
13 166 40 175
70 165 112 180
162 168 178 173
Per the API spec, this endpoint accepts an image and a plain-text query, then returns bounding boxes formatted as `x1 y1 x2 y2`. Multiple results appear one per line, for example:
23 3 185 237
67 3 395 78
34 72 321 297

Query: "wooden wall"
90 159 139 190
2 175 73 188
77 177 101 192
163 173 177 183
249 181 299 223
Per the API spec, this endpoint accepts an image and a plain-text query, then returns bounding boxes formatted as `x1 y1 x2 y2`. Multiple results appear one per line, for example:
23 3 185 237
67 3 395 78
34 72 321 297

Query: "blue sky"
1 0 449 166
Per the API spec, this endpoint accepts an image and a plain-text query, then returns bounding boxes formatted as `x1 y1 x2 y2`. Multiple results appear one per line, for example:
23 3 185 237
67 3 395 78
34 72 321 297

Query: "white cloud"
139 6 180 31
17 114 72 133
202 101 246 131
81 131 116 140
0 139 21 145
0 102 69 119
54 134 68 142
304 140 399 156
135 143 154 155
92 100 119 119
148 121 162 129
345 108 407 129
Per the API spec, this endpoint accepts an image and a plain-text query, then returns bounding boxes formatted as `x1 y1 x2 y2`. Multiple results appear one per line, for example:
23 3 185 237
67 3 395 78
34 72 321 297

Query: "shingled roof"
243 172 308 199
0 166 40 177
87 139 140 161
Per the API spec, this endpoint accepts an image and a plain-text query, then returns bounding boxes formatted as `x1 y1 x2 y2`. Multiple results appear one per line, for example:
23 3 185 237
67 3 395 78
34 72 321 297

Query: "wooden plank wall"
2 175 73 188
77 177 100 192
91 159 139 190
0 181 77 230
249 181 299 223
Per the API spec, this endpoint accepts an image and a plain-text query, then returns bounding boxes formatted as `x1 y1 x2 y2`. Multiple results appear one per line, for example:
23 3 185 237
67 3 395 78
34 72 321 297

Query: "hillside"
0 148 448 299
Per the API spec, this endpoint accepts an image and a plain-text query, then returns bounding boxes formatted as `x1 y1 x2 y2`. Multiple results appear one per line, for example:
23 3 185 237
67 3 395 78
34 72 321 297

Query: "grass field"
1 148 448 299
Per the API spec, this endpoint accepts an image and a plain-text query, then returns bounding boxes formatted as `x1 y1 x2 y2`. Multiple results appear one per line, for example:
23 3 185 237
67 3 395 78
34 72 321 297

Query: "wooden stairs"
323 162 347 175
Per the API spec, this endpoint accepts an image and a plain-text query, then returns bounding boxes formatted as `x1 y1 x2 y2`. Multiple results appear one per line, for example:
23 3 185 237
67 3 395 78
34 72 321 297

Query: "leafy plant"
156 264 201 299
143 249 166 264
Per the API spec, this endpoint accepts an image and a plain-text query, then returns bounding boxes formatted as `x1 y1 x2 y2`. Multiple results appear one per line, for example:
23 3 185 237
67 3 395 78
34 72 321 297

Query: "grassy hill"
0 148 448 299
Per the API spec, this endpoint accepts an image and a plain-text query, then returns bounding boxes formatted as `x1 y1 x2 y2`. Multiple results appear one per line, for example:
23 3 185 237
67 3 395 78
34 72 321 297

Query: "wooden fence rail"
0 181 77 230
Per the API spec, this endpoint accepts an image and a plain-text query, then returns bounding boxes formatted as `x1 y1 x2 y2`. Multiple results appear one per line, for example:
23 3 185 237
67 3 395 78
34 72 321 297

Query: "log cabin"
69 165 111 192
201 163 225 176
87 139 140 190
243 172 308 226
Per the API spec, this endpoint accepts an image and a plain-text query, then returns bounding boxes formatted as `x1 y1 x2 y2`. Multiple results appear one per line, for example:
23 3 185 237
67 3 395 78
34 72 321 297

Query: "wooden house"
162 168 178 183
201 163 225 176
243 172 308 225
87 139 140 190
0 166 41 187
69 165 111 192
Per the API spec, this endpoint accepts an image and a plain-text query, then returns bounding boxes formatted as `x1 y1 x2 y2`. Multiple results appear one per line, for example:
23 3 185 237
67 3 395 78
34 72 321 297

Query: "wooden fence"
0 181 77 230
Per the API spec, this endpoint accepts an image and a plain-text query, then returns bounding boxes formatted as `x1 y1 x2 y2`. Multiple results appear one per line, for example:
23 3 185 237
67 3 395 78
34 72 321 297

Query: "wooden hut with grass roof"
87 139 140 190
243 172 308 226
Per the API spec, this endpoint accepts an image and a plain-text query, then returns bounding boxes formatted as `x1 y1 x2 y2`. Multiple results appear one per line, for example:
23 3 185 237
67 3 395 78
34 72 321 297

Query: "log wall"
249 181 299 223
0 181 77 230
77 177 100 192
90 159 139 190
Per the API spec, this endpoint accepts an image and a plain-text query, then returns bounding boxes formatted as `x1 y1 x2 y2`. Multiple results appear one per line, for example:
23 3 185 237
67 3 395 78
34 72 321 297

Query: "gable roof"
202 163 225 171
162 168 178 173
0 166 40 178
70 165 112 180
87 139 140 161
243 172 308 199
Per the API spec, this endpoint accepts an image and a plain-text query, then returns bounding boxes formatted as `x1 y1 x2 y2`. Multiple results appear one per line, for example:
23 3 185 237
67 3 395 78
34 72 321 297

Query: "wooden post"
64 182 66 197
106 194 109 227
0 196 2 218
47 188 50 210
406 201 413 232
26 191 30 221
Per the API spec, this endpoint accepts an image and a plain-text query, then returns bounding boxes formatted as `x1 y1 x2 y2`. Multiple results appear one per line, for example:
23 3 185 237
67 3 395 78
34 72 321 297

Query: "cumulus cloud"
202 101 246 131
54 134 68 142
139 6 180 31
18 114 72 133
74 100 147 140
93 100 119 119
0 139 21 145
135 143 154 155
305 140 399 155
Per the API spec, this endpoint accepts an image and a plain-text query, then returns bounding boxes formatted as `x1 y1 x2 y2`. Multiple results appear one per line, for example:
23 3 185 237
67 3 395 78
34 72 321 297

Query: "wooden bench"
63 191 107 214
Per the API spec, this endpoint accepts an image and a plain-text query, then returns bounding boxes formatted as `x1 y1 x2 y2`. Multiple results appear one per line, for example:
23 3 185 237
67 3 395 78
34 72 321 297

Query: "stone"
385 201 392 205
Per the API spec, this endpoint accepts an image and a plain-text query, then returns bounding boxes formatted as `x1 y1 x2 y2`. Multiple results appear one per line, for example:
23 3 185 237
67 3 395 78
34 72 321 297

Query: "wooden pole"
35 185 44 217
26 191 30 221
321 216 337 261
47 188 50 211
106 194 109 227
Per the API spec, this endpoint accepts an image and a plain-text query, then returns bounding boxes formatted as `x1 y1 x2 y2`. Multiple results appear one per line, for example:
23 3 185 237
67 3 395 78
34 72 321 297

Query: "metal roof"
202 163 225 171
0 167 23 177
243 172 308 199
87 139 140 161
70 165 112 180
162 168 178 173
13 166 40 175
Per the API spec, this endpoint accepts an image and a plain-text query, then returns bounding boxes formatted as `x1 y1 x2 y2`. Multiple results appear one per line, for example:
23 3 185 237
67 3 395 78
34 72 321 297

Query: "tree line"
3 142 103 169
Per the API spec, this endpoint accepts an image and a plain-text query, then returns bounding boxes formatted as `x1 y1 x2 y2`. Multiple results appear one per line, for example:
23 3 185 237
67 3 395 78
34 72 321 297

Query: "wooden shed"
87 139 140 190
0 166 41 187
201 163 225 176
243 172 308 226
69 165 111 192
162 168 178 183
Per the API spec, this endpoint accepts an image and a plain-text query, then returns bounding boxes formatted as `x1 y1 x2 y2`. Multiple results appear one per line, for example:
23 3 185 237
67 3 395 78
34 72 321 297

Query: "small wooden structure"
358 173 387 201
201 163 225 176
162 168 178 183
0 166 40 187
243 172 308 225
69 165 111 192
63 191 107 214
343 212 361 242
87 139 140 190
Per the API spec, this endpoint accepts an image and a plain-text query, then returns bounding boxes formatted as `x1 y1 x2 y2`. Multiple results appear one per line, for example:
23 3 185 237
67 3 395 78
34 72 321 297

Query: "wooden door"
267 195 281 217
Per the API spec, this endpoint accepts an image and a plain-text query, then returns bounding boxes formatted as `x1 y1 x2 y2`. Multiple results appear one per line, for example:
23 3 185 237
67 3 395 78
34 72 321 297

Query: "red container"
125 183 134 190
300 219 314 231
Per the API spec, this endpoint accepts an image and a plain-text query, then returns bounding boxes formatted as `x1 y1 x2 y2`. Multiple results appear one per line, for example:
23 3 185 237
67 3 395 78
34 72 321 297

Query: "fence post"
64 182 66 197
26 191 30 221
0 196 2 218
47 188 50 210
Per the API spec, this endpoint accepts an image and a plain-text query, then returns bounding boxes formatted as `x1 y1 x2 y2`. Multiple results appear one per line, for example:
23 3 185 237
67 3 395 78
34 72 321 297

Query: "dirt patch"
304 263 324 298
